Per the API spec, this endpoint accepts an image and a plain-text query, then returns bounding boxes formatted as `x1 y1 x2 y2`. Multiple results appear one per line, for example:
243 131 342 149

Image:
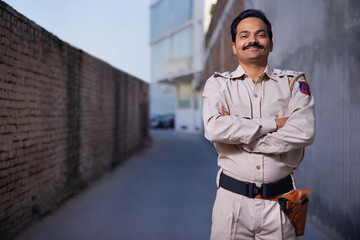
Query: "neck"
240 61 267 82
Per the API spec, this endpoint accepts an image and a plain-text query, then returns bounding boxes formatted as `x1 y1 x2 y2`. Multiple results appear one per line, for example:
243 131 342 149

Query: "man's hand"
275 117 289 129
219 107 288 129
219 107 230 116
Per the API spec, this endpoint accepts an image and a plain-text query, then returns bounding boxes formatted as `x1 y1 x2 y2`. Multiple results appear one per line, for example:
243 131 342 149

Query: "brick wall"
0 1 149 238
204 0 243 80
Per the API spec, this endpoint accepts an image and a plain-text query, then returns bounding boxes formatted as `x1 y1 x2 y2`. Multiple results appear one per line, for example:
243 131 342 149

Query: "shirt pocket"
229 105 251 119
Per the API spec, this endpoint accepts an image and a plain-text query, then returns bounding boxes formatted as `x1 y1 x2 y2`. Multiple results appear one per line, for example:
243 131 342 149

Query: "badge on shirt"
299 81 311 96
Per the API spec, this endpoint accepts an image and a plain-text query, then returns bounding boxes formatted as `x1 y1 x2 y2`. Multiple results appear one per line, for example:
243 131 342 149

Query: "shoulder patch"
299 81 311 96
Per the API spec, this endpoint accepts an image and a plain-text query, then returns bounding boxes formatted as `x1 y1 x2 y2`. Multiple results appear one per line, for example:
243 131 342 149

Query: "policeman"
202 9 315 239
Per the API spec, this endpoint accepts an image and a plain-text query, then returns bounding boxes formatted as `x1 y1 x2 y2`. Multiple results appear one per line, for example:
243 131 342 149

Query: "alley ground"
15 130 332 240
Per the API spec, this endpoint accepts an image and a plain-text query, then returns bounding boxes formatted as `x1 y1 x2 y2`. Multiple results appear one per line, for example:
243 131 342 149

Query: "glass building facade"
150 0 195 115
151 25 193 82
151 0 193 41
150 0 204 133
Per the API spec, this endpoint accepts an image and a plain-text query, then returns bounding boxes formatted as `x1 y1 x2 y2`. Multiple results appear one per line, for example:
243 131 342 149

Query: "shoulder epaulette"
289 72 309 91
277 69 309 91
213 71 232 78
278 69 301 77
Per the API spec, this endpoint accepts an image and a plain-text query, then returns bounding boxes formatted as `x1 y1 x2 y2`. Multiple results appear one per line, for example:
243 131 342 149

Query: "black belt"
219 172 293 198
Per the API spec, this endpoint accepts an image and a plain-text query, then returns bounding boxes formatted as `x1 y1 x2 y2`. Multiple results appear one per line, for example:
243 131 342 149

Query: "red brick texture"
0 2 149 237
204 0 244 83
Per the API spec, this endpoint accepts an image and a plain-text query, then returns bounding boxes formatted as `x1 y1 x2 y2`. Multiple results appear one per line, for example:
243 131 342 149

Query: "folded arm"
242 78 315 154
202 77 277 145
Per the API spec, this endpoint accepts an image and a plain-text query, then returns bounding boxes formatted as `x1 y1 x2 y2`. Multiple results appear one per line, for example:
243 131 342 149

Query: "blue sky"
4 0 151 82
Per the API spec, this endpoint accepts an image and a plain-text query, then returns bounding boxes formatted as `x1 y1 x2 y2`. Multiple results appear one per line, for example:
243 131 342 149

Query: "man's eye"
240 35 247 39
257 34 265 38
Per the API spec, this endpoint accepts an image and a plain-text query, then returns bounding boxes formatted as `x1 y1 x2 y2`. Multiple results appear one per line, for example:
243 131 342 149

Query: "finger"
218 108 224 116
224 110 230 116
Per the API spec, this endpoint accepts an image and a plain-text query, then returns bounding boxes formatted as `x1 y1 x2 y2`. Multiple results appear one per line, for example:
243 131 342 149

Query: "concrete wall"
205 0 359 239
0 2 149 238
244 1 360 239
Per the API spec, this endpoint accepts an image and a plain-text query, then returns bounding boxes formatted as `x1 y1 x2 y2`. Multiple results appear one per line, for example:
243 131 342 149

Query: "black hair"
231 9 273 43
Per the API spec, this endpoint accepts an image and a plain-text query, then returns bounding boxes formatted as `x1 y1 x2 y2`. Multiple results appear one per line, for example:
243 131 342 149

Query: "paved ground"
15 130 332 240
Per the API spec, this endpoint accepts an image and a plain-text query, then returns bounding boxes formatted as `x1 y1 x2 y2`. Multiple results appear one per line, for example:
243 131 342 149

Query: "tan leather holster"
278 189 310 236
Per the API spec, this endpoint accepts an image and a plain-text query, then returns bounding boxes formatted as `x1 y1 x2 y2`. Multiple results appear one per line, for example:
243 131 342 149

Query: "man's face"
232 17 273 65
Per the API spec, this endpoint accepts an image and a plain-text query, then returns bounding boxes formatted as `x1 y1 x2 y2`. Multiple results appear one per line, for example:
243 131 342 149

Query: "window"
178 83 191 109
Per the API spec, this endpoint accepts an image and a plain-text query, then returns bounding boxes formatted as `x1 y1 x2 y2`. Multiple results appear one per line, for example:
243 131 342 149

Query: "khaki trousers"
210 187 298 240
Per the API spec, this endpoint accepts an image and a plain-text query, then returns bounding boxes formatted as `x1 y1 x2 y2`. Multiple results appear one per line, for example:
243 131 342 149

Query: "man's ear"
270 40 273 52
232 42 237 55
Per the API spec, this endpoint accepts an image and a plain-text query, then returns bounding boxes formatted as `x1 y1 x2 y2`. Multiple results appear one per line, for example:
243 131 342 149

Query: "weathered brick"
0 1 149 238
204 0 243 80
0 169 9 178
1 191 10 203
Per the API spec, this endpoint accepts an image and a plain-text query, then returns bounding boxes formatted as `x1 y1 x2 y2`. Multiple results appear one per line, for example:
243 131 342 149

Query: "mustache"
242 43 265 50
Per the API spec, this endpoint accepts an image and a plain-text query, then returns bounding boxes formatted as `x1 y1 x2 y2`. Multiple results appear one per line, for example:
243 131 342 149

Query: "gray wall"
244 0 360 239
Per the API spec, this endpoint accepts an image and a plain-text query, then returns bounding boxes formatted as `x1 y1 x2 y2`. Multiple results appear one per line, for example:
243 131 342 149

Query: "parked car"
150 114 174 128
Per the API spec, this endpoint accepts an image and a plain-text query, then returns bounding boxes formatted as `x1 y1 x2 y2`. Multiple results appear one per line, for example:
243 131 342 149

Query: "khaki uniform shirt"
202 65 315 185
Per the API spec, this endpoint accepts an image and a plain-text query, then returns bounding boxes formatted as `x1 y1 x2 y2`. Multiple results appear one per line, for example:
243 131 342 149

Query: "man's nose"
248 34 258 44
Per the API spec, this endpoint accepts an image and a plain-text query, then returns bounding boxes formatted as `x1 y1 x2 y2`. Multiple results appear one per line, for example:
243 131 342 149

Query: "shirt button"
235 114 239 117
275 114 279 118
254 94 258 98
256 165 261 170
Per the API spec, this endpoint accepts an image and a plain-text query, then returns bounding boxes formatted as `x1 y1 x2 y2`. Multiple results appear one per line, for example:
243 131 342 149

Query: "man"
202 9 315 240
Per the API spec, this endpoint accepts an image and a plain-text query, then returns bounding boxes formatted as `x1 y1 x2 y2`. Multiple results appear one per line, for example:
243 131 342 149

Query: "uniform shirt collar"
231 65 246 78
264 65 277 81
231 64 278 82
